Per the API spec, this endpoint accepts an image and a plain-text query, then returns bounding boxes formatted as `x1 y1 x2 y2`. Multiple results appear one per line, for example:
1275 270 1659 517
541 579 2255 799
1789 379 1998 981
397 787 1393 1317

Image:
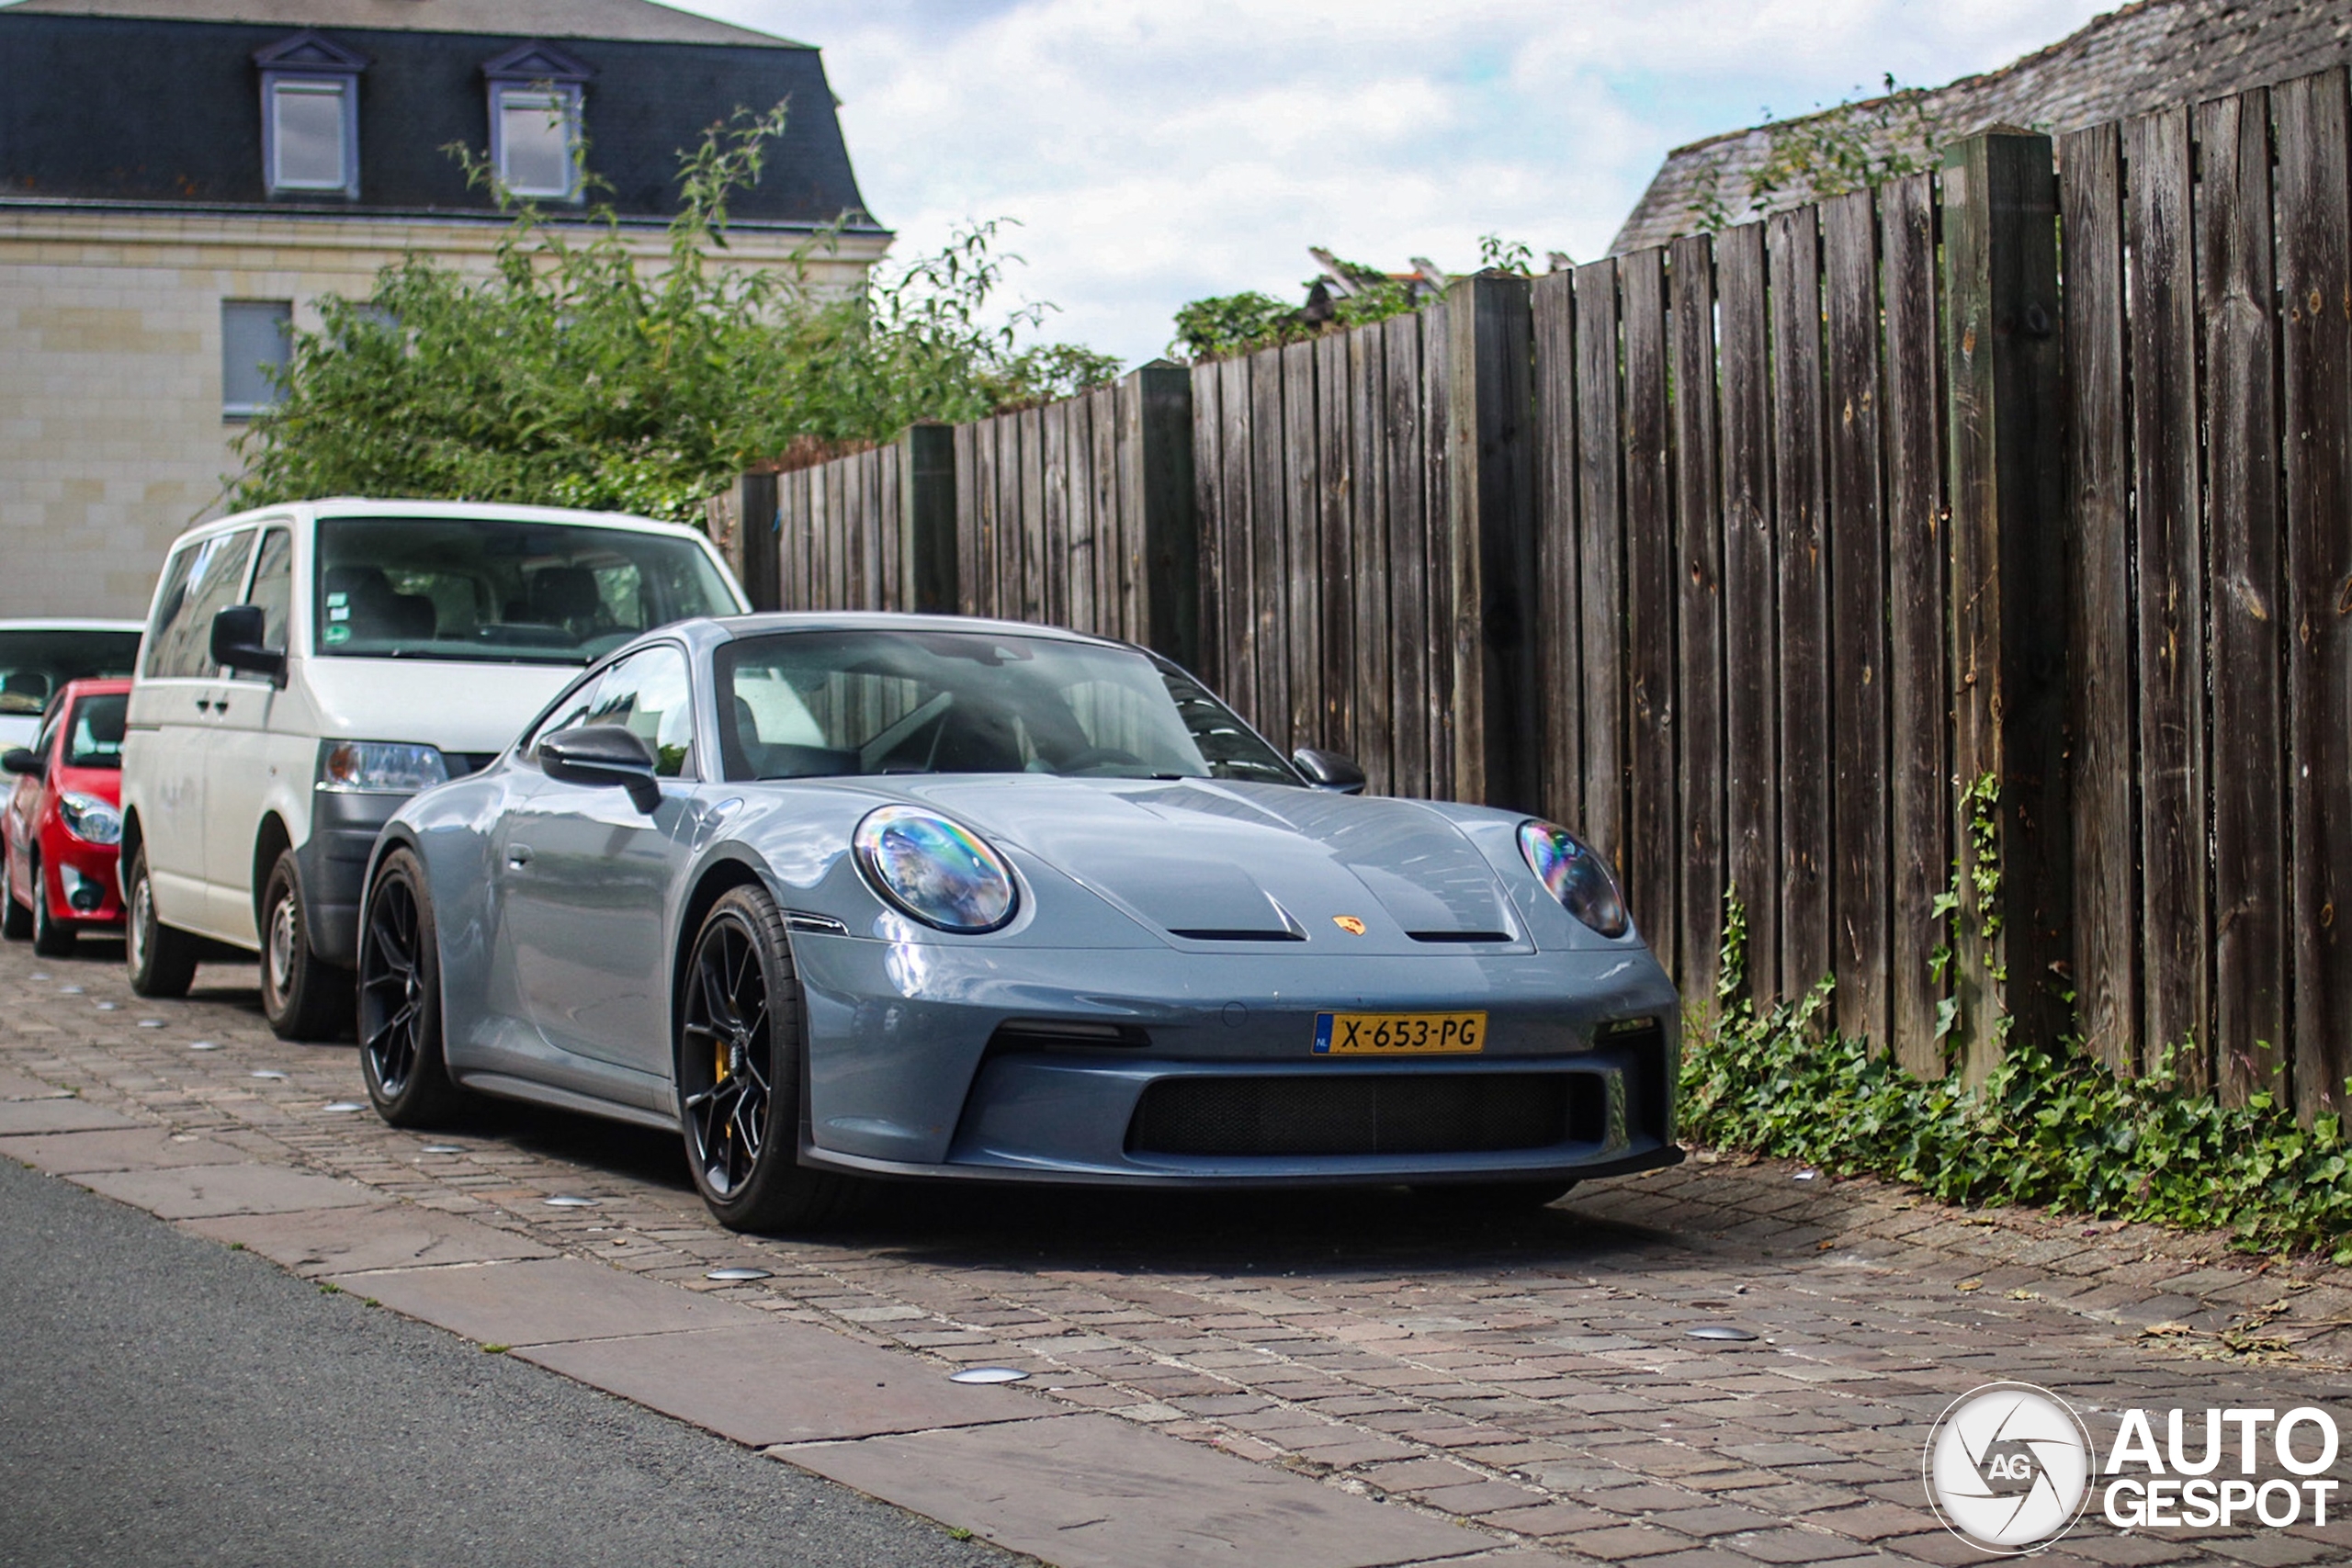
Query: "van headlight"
1517 819 1629 938
853 806 1017 933
58 792 121 845
319 740 449 795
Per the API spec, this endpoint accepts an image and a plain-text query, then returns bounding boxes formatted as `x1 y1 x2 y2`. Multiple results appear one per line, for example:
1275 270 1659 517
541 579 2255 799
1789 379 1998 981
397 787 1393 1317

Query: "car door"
126 527 254 933
500 643 700 1076
203 523 291 941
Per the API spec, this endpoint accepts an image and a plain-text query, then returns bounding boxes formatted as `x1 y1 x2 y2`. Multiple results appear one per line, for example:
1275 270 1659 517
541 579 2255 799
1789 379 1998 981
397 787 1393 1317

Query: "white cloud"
679 0 2110 363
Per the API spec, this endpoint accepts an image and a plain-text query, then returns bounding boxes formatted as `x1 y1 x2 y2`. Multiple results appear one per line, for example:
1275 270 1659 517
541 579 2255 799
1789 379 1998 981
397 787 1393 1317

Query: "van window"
245 527 295 654
315 516 739 666
144 530 255 680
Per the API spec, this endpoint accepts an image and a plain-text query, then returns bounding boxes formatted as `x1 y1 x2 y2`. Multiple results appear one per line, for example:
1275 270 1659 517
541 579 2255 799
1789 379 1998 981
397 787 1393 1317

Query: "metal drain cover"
1687 1325 1758 1342
949 1367 1031 1384
543 1196 597 1208
706 1267 772 1282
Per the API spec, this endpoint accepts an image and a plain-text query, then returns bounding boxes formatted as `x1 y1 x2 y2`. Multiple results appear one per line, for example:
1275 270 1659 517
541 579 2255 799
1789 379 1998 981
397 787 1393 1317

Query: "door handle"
194 698 212 713
506 844 534 868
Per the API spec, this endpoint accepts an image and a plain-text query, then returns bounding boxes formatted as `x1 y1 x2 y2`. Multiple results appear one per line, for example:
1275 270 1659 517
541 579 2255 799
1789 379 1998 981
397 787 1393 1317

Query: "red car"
4 677 130 956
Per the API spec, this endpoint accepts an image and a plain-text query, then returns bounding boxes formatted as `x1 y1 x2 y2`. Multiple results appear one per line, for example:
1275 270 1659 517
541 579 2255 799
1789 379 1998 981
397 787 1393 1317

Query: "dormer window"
254 31 367 198
481 42 594 201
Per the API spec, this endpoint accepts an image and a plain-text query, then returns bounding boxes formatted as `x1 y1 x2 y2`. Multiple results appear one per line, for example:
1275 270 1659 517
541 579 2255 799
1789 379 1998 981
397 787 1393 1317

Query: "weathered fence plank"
1283 340 1322 751
1216 354 1254 695
1250 347 1291 739
1532 269 1582 829
1316 331 1355 753
1621 249 1678 974
1573 260 1626 861
2276 67 2352 1121
1668 233 1724 1012
1880 172 1948 1077
1041 399 1072 626
2125 105 2211 1091
1822 188 1891 1051
1384 312 1431 798
1770 207 1831 998
2197 88 2288 1101
2056 122 2139 1080
1448 274 1540 811
1718 221 1780 1005
1348 321 1394 795
1422 299 1456 802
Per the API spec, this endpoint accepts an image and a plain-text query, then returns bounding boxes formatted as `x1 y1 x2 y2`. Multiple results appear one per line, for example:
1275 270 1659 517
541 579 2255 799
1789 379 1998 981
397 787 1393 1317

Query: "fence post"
731 470 780 612
1939 131 2073 1079
1443 271 1541 812
899 423 957 614
1119 362 1199 667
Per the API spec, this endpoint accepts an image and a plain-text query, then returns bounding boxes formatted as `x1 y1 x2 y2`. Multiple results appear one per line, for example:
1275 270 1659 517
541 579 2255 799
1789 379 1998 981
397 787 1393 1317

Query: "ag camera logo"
1923 1382 2094 1552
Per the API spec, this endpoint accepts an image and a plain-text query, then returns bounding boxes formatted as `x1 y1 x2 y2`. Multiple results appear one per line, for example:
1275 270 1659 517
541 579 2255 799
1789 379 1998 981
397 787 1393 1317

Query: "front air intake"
1125 1073 1602 1157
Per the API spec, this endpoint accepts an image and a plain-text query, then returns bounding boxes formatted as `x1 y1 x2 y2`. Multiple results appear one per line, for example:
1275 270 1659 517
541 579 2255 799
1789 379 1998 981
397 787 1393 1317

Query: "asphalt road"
0 1156 1018 1568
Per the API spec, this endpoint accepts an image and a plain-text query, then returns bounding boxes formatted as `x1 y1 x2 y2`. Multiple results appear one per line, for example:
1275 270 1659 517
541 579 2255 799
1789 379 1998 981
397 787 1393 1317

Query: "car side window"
145 529 256 680
244 526 295 656
580 645 695 779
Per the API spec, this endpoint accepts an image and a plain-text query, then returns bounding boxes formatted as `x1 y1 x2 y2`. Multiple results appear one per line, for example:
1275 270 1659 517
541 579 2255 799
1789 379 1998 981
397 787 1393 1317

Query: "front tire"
358 848 465 1127
261 850 350 1042
28 849 74 957
125 843 198 998
678 886 853 1233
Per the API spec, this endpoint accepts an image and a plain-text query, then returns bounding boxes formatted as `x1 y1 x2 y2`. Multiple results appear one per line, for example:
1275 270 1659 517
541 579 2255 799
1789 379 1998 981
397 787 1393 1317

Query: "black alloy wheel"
2 843 31 940
28 848 74 957
260 850 351 1042
125 843 198 998
357 848 463 1126
677 885 852 1233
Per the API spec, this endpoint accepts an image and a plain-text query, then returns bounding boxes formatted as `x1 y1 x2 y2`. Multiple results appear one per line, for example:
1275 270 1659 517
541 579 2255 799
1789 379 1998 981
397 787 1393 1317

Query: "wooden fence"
721 64 2352 1120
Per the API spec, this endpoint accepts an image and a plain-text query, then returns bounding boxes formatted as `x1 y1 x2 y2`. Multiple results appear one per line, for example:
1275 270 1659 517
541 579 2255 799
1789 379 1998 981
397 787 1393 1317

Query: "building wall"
0 207 886 619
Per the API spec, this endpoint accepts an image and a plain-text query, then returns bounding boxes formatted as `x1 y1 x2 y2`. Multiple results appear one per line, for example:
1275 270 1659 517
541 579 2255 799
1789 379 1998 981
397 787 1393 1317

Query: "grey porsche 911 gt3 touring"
356 615 1682 1231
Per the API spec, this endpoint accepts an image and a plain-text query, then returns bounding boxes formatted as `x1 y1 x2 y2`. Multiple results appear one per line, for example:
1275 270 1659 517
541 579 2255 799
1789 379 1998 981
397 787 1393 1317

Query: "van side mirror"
209 605 286 684
538 725 662 814
1292 747 1366 795
1 747 42 780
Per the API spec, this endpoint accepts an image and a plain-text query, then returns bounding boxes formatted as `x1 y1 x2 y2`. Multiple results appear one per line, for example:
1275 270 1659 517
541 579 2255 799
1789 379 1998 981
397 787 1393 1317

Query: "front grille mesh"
1126 1073 1600 1157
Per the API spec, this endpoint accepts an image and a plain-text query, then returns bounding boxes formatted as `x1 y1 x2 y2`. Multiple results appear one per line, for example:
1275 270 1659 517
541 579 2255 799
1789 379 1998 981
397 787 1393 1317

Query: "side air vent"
989 1019 1151 1050
1406 931 1514 944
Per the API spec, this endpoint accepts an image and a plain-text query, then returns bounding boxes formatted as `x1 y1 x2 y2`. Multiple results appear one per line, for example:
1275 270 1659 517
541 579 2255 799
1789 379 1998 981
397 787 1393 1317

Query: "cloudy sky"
676 0 2109 365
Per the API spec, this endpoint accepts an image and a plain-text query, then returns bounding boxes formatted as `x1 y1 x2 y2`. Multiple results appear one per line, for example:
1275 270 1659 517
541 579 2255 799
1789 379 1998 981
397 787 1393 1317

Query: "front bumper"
295 792 402 966
41 833 122 927
790 932 1681 1185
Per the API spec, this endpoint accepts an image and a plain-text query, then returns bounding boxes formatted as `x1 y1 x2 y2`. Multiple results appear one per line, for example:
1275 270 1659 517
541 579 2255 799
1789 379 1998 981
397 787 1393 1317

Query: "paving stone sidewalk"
5 939 2351 1567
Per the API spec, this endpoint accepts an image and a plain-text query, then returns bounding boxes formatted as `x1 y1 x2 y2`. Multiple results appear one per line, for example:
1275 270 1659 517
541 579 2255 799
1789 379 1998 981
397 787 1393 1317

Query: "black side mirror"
1293 748 1366 795
210 604 286 684
1 747 43 780
538 725 662 814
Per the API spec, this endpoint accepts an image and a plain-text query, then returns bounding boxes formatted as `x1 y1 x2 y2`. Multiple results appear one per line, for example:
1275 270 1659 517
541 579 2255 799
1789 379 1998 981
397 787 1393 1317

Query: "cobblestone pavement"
6 936 2352 1568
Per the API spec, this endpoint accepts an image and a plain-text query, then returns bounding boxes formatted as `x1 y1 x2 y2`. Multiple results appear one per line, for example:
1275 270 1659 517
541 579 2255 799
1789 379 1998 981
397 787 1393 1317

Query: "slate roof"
1611 0 2352 254
0 0 799 49
0 3 876 230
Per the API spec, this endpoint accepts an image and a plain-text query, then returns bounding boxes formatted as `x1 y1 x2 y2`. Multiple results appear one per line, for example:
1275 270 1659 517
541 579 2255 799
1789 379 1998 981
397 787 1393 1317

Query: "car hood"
294 656 581 754
867 775 1527 953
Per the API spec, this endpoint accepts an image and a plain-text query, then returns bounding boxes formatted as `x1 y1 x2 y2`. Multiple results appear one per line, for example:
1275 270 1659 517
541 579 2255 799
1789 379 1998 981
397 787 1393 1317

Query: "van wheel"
28 849 75 957
126 844 198 998
2 844 30 940
261 851 351 1042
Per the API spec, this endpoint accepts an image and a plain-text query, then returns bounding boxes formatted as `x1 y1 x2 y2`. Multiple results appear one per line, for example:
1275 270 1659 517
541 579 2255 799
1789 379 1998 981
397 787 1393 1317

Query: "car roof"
0 618 145 633
160 497 717 550
689 612 1139 653
53 676 134 698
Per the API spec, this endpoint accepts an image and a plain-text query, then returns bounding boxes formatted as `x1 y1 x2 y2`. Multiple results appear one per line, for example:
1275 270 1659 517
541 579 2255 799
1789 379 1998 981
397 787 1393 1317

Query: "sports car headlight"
1517 819 1628 938
58 791 121 845
853 806 1017 933
319 740 448 795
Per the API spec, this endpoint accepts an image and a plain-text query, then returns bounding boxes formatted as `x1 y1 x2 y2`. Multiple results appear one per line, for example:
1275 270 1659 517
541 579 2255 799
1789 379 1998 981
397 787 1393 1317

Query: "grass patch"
1680 980 2352 1265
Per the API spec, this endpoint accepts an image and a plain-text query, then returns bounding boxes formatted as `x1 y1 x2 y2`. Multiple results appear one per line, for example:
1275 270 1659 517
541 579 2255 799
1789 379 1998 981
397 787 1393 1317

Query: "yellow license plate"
1312 1011 1487 1055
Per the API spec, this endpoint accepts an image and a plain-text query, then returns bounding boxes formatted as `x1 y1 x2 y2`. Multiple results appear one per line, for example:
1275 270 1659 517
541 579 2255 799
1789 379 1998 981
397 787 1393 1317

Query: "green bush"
1682 972 2352 1264
230 107 1118 523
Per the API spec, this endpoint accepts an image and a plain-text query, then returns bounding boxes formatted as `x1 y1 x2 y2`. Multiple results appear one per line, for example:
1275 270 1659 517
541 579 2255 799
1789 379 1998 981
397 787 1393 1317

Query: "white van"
120 498 749 1037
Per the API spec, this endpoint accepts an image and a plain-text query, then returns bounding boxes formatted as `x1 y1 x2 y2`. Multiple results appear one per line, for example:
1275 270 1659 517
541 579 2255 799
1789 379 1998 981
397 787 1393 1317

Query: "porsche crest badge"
1332 915 1367 935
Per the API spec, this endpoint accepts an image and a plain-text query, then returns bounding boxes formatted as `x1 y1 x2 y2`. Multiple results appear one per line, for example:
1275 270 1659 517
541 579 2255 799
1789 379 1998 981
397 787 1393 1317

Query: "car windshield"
63 693 128 768
315 517 740 666
714 630 1300 785
0 631 141 716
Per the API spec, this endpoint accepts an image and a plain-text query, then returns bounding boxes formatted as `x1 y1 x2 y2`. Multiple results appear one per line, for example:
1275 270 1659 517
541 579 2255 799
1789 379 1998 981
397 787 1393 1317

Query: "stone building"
1611 0 2352 254
0 0 887 619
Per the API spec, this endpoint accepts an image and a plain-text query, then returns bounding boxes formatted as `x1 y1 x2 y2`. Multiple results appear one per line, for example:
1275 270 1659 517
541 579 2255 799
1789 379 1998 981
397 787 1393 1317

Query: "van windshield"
0 630 141 716
315 517 741 665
